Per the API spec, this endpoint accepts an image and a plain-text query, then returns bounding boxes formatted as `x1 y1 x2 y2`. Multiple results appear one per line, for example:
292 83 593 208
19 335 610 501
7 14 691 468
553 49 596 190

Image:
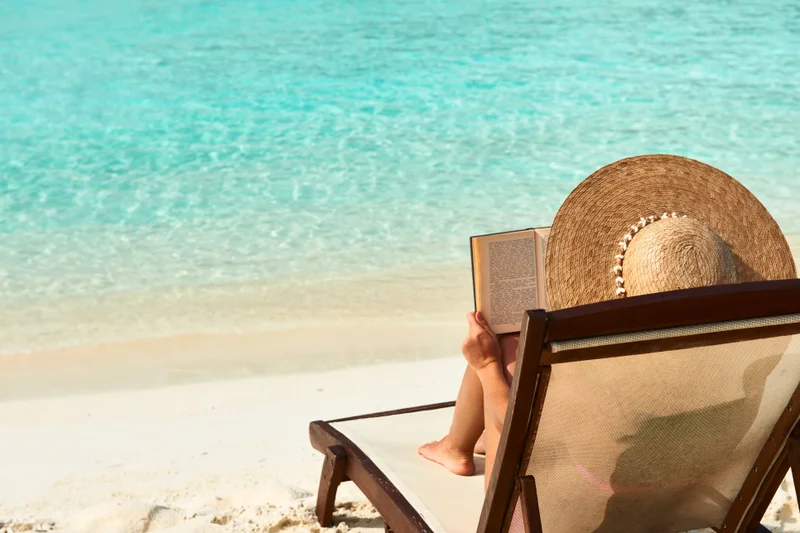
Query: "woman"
418 154 797 491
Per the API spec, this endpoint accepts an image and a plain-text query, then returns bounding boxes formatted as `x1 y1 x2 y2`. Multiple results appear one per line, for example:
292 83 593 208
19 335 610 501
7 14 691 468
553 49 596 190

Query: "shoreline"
0 264 474 357
0 320 466 401
5 233 796 358
1 233 797 403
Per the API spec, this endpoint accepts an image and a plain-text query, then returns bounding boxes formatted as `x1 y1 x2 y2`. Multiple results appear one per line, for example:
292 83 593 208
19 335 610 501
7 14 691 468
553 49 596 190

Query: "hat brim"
545 155 797 310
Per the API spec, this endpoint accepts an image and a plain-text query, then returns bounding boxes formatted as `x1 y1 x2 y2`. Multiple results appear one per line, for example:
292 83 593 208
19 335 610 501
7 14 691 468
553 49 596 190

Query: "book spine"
470 236 477 312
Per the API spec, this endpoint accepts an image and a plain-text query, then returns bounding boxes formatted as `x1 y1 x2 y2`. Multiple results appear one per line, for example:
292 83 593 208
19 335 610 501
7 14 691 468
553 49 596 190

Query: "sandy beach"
2 356 799 533
1 235 798 532
0 357 465 532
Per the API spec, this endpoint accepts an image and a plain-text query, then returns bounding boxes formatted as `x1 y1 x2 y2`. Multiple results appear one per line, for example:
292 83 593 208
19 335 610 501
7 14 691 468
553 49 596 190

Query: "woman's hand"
461 312 502 371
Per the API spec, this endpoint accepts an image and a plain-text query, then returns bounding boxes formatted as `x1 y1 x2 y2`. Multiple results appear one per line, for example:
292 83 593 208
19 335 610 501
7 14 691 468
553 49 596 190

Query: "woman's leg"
482 333 519 489
417 332 520 478
417 365 485 476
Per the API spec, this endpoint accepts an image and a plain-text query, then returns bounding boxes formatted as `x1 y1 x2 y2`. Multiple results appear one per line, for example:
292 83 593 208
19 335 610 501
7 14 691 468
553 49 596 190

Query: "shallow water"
2 0 800 352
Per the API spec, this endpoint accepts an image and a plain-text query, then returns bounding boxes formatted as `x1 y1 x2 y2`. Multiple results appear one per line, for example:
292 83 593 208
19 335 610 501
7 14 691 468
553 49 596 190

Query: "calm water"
2 0 800 350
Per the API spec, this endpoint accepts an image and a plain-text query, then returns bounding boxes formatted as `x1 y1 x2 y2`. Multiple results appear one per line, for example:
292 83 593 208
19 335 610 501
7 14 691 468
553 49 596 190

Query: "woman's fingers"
467 311 489 331
474 311 496 338
466 312 486 335
463 311 499 353
461 316 502 370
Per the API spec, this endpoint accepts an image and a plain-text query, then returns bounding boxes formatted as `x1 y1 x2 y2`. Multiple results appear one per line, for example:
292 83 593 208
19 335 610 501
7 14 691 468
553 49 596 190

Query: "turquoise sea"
2 0 800 353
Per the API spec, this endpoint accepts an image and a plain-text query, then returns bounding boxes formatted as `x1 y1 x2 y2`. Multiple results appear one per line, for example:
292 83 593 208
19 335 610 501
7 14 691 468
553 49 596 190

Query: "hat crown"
624 217 738 297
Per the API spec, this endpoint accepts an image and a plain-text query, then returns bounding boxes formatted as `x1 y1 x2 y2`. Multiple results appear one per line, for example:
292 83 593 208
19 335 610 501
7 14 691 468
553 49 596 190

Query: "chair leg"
746 426 800 533
316 445 348 526
789 426 800 504
518 476 543 533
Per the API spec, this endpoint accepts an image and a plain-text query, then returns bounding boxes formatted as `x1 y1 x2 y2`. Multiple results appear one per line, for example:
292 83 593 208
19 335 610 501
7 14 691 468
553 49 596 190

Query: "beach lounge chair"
309 279 800 533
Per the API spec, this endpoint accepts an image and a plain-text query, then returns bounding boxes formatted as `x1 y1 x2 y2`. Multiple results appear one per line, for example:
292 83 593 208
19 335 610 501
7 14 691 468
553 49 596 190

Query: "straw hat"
545 155 797 310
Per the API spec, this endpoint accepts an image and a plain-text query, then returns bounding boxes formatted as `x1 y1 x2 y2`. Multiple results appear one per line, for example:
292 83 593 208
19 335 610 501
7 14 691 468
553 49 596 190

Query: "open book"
470 227 550 334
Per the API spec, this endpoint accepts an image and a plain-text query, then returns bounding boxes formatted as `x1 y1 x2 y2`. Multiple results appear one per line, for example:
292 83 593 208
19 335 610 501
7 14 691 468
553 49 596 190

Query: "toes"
417 442 436 455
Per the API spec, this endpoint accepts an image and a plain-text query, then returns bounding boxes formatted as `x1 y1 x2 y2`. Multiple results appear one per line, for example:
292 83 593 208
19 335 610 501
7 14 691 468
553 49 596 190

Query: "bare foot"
417 436 475 476
474 433 486 456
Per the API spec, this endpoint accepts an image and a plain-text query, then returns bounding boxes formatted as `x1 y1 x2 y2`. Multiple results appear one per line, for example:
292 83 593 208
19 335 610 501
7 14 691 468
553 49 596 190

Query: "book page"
476 231 537 334
535 227 551 311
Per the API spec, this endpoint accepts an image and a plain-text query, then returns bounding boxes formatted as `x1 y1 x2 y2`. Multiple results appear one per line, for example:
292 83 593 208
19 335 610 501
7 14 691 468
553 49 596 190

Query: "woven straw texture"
545 155 796 310
507 334 800 533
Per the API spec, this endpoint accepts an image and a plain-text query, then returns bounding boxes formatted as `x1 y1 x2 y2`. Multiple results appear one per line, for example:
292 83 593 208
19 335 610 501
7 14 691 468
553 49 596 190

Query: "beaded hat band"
613 212 688 298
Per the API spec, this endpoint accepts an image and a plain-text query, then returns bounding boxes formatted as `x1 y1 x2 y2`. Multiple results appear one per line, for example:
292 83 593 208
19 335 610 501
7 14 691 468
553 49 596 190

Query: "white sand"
0 357 465 533
1 354 798 533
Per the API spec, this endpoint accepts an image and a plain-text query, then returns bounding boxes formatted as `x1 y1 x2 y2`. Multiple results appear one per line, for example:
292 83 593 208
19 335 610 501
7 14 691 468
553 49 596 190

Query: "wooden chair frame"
309 279 800 533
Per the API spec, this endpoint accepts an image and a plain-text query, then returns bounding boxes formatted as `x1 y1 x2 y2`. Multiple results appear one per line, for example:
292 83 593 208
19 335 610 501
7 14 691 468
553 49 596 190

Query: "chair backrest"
477 279 800 533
